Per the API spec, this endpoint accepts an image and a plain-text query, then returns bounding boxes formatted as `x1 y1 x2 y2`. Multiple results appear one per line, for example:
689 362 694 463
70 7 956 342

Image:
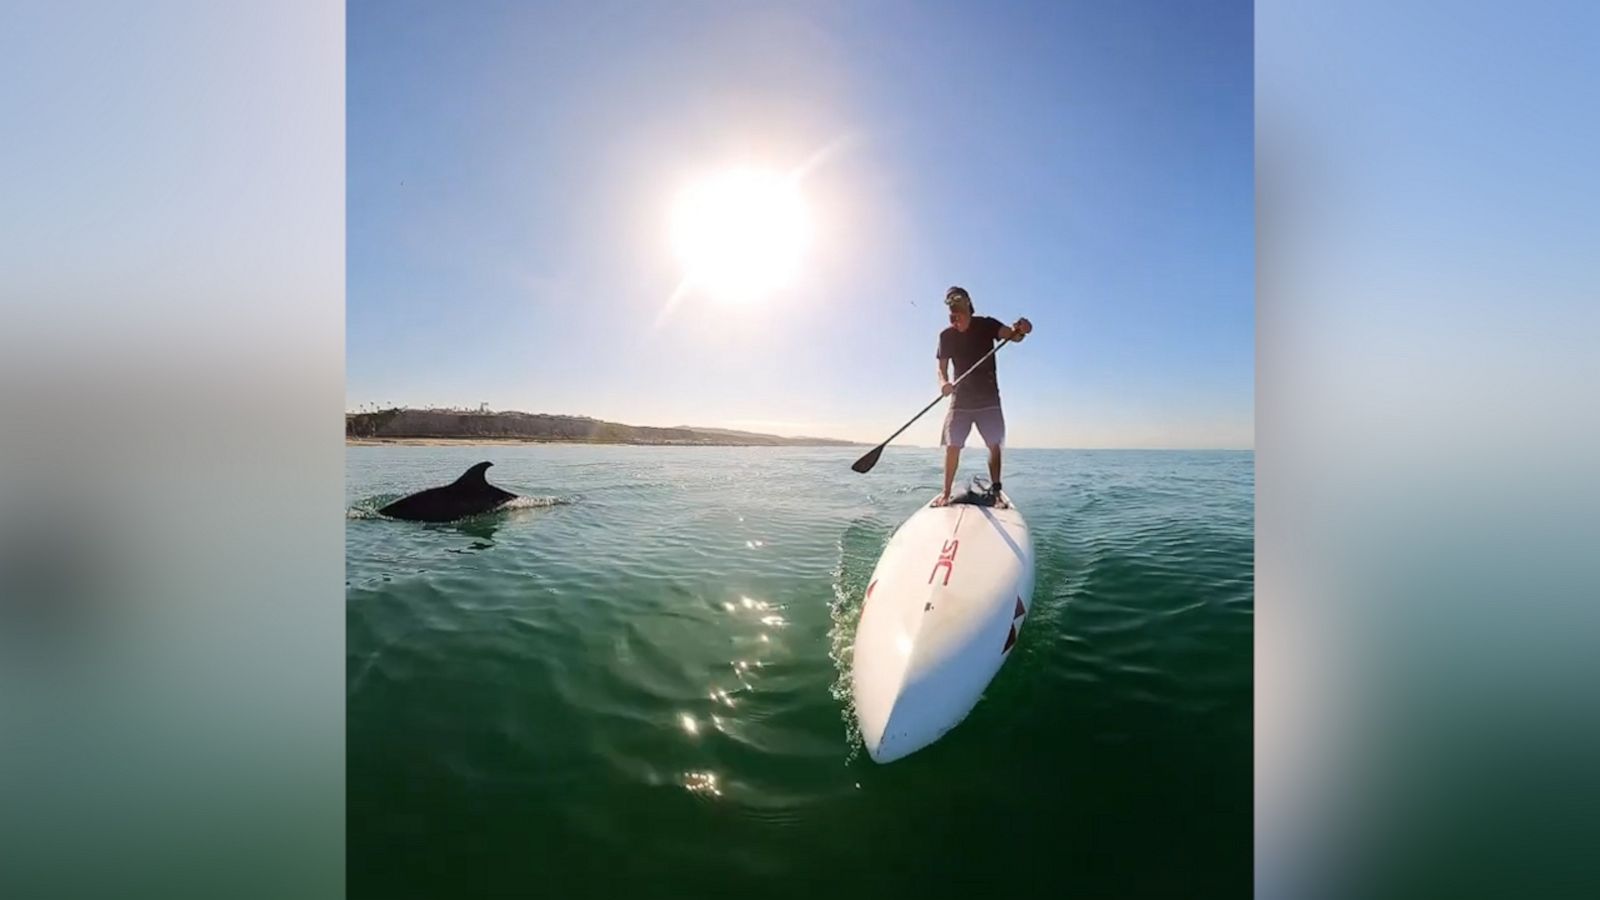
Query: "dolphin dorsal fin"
453 461 494 486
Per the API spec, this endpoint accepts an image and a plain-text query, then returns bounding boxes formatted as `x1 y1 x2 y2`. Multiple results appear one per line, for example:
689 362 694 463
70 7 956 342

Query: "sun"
670 167 812 304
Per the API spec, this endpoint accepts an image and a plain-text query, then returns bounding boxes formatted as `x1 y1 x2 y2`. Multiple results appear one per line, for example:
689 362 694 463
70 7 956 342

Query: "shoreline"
346 436 865 447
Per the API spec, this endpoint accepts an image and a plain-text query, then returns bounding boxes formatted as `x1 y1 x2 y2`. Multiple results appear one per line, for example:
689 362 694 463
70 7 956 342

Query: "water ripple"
347 446 1253 893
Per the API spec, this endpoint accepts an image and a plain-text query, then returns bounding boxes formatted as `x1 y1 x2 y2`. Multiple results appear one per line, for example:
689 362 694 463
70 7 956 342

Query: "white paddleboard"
852 477 1036 763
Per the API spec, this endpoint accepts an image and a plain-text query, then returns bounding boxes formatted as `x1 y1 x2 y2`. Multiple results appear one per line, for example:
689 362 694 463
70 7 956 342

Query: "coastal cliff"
346 408 858 447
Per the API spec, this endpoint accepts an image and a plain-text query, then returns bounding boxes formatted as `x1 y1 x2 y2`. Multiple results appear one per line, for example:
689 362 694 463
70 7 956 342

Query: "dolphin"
378 461 518 523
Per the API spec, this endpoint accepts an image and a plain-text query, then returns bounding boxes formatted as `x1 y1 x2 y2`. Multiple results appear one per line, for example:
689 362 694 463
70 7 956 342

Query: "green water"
347 446 1253 898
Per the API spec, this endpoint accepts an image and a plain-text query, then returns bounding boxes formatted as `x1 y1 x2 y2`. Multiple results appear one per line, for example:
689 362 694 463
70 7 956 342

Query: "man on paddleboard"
934 286 1032 507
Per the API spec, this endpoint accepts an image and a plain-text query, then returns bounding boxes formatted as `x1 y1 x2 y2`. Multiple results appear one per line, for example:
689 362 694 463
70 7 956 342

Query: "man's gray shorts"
942 405 1005 449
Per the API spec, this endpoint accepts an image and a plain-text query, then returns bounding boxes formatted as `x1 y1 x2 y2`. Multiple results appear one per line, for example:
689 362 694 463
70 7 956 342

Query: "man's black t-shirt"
938 315 1004 410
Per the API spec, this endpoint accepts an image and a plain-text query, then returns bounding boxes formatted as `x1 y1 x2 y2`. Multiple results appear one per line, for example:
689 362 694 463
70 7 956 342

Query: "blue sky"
348 0 1253 448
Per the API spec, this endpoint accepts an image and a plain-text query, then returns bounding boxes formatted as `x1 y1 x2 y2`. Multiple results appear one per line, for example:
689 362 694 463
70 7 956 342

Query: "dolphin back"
379 461 517 522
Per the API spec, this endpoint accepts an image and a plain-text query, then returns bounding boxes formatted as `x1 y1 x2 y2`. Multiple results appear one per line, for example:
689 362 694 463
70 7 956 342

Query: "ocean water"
347 445 1253 898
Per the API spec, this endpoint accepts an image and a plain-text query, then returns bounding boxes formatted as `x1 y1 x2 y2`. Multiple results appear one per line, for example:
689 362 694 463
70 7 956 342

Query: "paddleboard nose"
858 684 956 763
850 555 980 764
853 662 900 762
854 661 945 764
857 702 908 763
860 708 920 764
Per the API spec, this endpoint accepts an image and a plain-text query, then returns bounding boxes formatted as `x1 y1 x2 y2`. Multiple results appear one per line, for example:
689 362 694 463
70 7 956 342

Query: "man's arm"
997 316 1033 341
937 356 953 395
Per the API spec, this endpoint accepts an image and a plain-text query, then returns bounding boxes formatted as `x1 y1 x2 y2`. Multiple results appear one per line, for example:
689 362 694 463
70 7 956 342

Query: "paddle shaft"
872 337 1012 452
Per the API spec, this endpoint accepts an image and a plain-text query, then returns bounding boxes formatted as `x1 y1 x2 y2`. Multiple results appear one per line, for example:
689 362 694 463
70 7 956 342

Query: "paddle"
851 337 1013 474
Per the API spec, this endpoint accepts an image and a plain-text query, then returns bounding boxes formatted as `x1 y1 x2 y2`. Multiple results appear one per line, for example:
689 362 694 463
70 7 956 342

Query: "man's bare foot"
931 492 951 507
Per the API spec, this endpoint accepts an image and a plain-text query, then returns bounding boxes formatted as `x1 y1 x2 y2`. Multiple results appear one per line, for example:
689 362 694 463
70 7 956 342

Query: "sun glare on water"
671 167 812 305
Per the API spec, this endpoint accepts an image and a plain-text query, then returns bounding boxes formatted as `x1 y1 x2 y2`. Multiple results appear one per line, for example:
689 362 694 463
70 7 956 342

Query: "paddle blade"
851 443 886 474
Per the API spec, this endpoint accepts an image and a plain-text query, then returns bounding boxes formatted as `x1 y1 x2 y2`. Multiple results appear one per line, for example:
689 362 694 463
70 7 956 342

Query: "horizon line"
343 405 1251 453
